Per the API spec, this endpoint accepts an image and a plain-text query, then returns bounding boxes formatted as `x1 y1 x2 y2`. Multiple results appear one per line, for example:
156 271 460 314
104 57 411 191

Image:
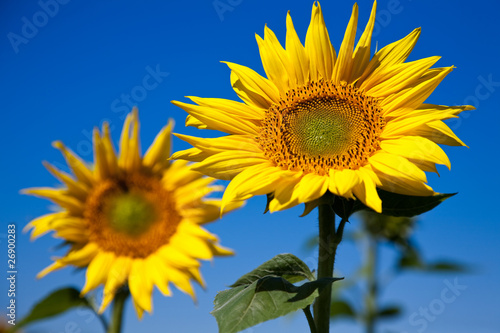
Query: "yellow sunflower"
172 1 472 213
23 109 238 318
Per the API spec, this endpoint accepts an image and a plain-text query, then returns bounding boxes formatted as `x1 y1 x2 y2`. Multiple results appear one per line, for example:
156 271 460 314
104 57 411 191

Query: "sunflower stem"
303 305 317 333
313 204 336 333
108 287 129 333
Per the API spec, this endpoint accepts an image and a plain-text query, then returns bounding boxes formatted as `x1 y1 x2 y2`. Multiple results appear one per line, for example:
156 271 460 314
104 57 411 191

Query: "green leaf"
425 261 468 273
397 247 424 270
263 192 274 214
330 299 356 319
377 305 401 318
356 189 456 217
212 276 342 333
230 254 315 287
16 287 95 329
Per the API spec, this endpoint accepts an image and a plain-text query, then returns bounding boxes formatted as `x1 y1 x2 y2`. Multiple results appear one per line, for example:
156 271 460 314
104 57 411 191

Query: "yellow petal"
157 245 201 268
170 232 214 260
129 259 153 313
286 11 309 87
190 151 267 180
143 119 173 173
172 100 259 136
162 160 203 191
93 127 109 181
380 67 454 116
295 173 329 203
145 254 172 296
58 242 99 267
118 111 132 170
352 168 382 213
269 176 302 212
351 1 376 82
376 172 434 196
185 114 208 129
81 252 115 295
224 61 279 109
369 152 427 183
21 188 84 214
221 163 294 213
416 120 467 147
329 168 361 198
174 134 261 156
187 96 264 119
363 56 441 97
23 212 67 240
163 265 196 300
42 161 89 200
256 25 292 95
37 261 65 279
174 177 216 203
305 2 336 81
101 122 119 176
181 200 244 225
381 136 451 169
332 3 358 83
359 28 421 84
381 103 461 139
52 141 94 186
100 256 132 313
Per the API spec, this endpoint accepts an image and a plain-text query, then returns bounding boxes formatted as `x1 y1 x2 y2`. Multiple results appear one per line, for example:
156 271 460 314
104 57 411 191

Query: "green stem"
313 204 338 333
303 305 317 333
365 236 378 333
107 288 129 333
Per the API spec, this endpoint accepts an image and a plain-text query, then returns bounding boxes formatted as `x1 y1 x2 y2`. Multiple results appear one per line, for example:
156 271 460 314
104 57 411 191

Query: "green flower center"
289 106 353 157
106 193 157 236
258 81 385 175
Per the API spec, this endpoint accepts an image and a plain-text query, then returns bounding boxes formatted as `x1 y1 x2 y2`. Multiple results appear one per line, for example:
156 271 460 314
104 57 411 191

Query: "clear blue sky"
2 0 499 332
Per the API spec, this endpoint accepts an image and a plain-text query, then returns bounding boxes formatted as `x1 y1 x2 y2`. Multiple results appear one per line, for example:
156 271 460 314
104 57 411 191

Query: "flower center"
84 173 181 258
106 193 156 236
258 81 385 175
288 102 354 158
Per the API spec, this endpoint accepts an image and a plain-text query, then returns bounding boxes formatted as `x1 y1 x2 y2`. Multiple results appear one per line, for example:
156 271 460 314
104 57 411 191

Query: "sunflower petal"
256 25 292 94
351 1 376 82
359 28 421 84
286 11 309 87
143 119 174 172
352 168 382 213
172 100 259 135
224 61 279 109
305 2 336 81
370 152 427 183
332 3 358 83
381 136 451 169
129 259 153 313
81 252 115 295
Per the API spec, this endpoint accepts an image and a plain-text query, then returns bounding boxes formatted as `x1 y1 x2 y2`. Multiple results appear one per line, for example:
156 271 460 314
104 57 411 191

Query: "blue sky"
2 0 500 332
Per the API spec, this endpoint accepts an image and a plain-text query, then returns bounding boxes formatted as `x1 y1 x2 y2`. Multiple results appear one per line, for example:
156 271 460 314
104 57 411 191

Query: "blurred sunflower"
23 109 238 318
172 1 472 213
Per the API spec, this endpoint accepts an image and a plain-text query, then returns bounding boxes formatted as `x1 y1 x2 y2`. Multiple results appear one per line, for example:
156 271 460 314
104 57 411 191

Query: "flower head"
24 109 238 318
172 2 472 213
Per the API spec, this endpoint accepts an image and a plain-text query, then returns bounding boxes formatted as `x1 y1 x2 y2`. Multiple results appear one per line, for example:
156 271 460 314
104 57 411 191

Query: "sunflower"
171 1 472 213
23 109 238 318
